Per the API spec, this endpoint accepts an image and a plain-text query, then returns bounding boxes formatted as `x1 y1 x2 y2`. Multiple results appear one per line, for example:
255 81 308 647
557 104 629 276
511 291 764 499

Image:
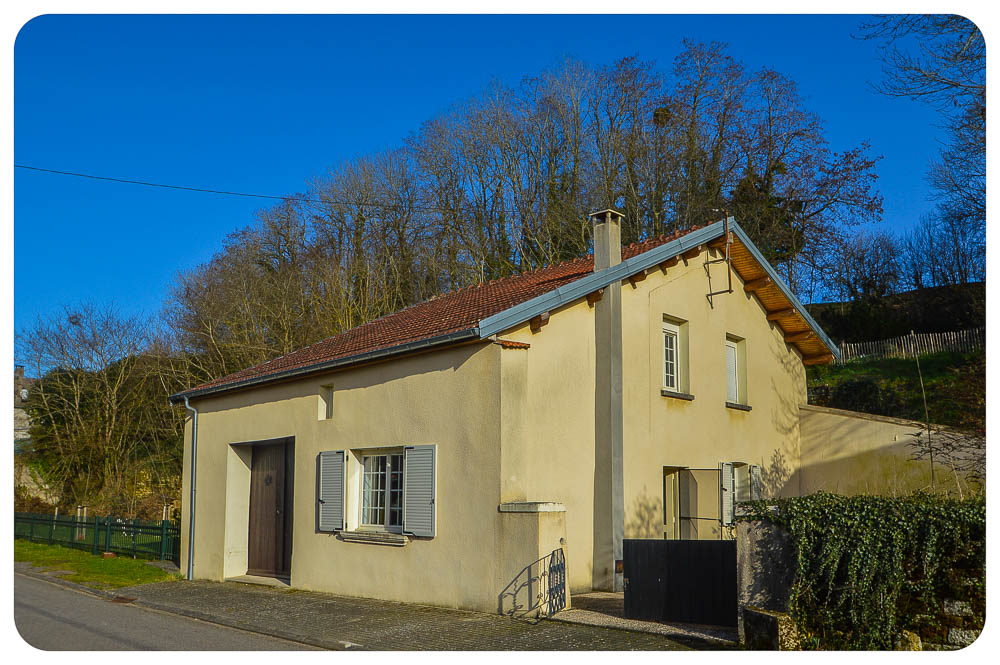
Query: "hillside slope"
805 282 984 343
807 350 984 430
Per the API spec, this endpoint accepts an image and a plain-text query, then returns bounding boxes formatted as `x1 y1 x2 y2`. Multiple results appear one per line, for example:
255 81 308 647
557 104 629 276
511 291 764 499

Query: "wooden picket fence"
837 327 984 364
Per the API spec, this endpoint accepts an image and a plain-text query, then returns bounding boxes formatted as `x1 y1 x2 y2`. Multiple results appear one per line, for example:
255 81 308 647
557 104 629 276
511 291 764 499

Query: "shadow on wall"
497 548 567 619
736 519 796 614
797 407 982 497
625 488 663 539
763 324 807 497
761 449 794 499
791 447 975 497
194 343 482 415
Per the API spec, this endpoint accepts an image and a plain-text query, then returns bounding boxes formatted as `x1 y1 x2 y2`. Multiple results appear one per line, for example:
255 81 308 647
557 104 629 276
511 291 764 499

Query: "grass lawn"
807 351 983 427
15 539 179 590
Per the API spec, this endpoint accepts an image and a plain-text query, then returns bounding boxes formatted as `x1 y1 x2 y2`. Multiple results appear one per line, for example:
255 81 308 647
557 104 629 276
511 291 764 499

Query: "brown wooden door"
247 440 293 577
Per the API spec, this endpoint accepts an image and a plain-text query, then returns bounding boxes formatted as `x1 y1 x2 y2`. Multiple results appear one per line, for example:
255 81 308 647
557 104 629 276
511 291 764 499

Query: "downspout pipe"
181 395 198 581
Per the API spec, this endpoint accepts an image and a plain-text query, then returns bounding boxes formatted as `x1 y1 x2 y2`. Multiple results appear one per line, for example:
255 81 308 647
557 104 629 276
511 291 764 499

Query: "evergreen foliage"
739 492 985 649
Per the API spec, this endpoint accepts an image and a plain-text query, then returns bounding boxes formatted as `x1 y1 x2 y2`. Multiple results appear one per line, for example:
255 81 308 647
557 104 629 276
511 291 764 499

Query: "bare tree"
16 304 183 515
830 231 902 303
859 15 985 287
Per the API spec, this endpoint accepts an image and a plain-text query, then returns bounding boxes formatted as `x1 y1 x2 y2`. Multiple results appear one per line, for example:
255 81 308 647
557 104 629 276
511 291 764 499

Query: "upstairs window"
663 322 680 391
725 335 747 406
725 340 739 403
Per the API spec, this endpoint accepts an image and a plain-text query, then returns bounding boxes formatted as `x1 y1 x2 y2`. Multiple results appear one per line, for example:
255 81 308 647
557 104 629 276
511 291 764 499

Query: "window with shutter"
402 445 436 537
720 462 735 526
734 464 751 502
317 450 345 531
360 452 404 532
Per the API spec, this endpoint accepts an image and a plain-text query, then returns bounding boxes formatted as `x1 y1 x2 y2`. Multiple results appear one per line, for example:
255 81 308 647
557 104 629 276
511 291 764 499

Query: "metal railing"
14 512 180 563
837 328 984 364
498 547 567 619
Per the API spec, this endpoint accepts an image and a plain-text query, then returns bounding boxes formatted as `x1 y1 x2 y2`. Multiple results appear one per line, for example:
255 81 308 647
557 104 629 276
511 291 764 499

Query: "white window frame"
663 321 682 391
360 450 404 533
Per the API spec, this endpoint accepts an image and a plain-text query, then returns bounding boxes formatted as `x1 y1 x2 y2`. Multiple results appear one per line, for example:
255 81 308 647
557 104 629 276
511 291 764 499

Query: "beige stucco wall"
499 246 808 585
797 404 973 496
180 244 818 610
180 342 563 613
619 248 807 544
499 299 598 593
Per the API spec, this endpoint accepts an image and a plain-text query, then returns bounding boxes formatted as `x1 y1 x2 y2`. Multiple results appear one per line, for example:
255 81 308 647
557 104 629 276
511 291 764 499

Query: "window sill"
661 389 695 401
726 402 752 412
339 530 409 546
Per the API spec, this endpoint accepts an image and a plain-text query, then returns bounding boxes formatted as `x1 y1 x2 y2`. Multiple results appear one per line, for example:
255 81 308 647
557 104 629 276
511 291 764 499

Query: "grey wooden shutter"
318 450 345 532
750 464 763 501
720 462 735 526
403 445 436 537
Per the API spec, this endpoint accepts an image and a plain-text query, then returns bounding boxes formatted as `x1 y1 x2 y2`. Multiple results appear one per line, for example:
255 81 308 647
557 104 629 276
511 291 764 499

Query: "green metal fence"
14 512 180 564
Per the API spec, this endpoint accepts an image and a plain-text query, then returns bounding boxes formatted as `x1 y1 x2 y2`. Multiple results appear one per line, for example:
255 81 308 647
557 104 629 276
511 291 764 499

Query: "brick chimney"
589 209 625 593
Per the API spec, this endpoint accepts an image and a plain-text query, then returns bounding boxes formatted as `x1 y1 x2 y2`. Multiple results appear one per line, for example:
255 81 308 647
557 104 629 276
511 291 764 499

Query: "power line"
14 164 470 215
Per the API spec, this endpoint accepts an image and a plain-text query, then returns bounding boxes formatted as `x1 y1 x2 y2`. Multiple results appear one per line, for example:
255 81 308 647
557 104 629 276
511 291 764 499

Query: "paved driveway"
14 573 317 650
117 578 703 650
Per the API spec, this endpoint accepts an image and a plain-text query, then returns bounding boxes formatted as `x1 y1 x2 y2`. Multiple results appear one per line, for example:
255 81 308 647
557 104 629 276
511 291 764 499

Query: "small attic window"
319 385 334 420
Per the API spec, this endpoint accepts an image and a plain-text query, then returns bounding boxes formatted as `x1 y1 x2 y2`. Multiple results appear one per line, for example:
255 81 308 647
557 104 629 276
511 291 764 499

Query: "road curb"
14 568 118 600
15 570 339 650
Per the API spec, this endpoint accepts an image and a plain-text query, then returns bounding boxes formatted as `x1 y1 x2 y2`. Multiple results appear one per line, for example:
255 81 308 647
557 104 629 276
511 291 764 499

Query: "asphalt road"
14 573 319 650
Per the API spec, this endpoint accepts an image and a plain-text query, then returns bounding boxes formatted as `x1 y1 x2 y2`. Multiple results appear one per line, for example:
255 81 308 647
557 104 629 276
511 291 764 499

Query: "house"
168 211 938 614
13 365 52 504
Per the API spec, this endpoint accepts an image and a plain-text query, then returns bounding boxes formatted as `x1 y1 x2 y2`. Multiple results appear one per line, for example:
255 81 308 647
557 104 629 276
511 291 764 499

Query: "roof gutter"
168 328 480 404
169 217 839 404
476 217 839 361
477 221 728 338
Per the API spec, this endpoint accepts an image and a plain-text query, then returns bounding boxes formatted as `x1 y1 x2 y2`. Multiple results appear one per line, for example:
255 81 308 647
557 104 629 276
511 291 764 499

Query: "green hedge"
739 492 985 649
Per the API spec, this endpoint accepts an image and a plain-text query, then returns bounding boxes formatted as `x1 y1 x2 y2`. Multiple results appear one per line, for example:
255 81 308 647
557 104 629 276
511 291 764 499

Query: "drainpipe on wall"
590 209 625 593
181 395 199 581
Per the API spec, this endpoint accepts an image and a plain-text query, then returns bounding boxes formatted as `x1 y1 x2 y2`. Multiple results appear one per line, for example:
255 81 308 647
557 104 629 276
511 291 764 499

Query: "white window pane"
664 331 678 389
362 455 387 525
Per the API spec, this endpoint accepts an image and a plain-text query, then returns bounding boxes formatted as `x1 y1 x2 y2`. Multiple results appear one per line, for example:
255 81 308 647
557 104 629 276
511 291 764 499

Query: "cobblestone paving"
118 580 707 650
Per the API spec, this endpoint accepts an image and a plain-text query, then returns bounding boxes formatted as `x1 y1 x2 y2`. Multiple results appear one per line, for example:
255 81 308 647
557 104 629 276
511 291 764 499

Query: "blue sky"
14 14 944 331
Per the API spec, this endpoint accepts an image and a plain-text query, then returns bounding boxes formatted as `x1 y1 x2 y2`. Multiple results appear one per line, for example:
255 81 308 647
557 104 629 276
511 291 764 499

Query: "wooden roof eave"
723 231 839 364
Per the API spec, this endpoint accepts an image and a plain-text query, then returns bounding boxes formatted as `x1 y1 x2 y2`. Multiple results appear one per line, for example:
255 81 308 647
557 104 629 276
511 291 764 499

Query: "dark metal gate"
623 539 737 627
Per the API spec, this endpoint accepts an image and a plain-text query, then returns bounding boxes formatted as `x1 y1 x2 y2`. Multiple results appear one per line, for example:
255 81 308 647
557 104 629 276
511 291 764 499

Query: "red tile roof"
183 226 704 396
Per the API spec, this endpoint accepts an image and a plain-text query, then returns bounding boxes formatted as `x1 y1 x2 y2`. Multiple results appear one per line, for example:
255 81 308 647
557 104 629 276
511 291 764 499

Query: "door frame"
236 436 295 578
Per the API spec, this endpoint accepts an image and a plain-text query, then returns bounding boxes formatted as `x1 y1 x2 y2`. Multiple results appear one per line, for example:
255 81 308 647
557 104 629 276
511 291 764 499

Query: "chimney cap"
588 209 624 223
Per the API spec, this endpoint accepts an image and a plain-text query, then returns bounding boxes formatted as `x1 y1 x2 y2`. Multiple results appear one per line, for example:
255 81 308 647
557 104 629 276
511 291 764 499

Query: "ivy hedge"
738 492 985 650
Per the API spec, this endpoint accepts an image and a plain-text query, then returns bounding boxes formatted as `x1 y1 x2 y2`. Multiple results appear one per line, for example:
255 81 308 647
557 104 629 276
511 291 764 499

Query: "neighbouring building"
169 212 950 614
14 365 53 503
14 365 34 449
